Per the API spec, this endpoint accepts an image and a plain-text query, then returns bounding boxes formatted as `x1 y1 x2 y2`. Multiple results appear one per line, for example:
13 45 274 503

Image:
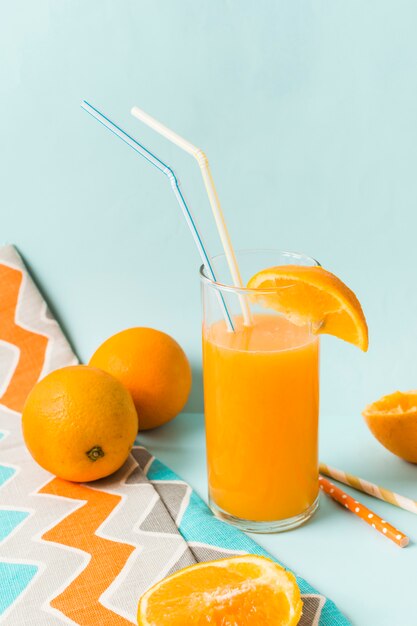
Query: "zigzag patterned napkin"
0 245 350 625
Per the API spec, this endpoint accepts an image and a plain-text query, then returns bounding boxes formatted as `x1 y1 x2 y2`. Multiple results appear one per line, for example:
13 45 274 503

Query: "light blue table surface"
140 411 417 626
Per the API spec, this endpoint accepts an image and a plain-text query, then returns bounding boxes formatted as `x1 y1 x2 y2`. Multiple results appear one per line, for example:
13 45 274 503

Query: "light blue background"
1 2 417 624
1 1 417 417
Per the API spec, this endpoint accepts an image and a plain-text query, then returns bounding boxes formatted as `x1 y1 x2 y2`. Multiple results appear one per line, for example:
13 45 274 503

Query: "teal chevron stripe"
0 510 30 542
0 562 38 615
146 458 178 481
0 465 15 486
179 490 243 549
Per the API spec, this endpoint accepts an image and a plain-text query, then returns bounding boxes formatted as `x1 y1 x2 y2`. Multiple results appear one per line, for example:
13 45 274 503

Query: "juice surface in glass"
203 313 319 525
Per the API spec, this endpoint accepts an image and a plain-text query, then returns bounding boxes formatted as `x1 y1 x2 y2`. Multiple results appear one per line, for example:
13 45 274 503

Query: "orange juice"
203 313 319 524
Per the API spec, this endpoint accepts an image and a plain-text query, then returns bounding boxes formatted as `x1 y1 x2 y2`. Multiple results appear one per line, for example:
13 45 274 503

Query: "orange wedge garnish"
247 265 368 351
363 391 417 462
137 555 303 626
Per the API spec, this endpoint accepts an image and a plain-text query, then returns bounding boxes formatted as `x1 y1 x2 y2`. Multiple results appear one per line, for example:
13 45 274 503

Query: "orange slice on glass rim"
247 265 368 351
137 555 303 626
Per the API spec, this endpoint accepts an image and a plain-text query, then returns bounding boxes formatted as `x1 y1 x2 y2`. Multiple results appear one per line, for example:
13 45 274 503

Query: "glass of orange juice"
201 249 320 532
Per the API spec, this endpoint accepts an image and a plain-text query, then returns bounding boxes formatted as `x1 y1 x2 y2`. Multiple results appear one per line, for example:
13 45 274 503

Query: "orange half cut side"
363 390 417 462
137 555 303 626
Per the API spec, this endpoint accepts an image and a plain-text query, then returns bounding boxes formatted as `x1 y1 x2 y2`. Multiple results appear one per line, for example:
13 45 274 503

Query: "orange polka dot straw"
319 475 409 548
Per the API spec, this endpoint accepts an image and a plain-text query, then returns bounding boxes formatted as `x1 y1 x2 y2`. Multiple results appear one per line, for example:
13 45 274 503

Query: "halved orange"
137 555 303 626
363 391 417 462
247 265 368 351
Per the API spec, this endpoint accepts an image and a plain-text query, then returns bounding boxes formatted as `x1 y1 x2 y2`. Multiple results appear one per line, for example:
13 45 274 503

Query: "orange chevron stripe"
0 263 48 412
39 478 135 625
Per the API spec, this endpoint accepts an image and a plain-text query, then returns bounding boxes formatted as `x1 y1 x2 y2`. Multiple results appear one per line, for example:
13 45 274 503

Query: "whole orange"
89 328 192 430
22 365 138 482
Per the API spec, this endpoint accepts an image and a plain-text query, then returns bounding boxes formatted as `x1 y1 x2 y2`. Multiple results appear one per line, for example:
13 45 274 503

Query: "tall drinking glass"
200 250 320 533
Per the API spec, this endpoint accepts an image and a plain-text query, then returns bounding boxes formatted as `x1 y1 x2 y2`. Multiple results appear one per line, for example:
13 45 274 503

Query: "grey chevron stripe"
166 544 241 578
126 448 153 482
152 483 189 524
139 497 180 534
189 544 241 562
126 450 189 534
126 450 202 563
165 547 197 576
43 305 55 321
299 595 325 626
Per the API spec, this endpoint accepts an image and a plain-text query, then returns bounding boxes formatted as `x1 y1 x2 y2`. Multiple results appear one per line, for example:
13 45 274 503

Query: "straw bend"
130 104 252 326
194 149 209 168
80 100 234 331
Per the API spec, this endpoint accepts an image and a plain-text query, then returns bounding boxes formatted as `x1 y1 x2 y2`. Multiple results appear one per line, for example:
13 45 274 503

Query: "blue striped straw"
80 101 234 331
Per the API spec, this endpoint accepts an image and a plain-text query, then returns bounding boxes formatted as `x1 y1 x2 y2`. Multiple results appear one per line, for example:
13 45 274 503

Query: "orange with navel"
89 327 192 430
22 365 138 482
